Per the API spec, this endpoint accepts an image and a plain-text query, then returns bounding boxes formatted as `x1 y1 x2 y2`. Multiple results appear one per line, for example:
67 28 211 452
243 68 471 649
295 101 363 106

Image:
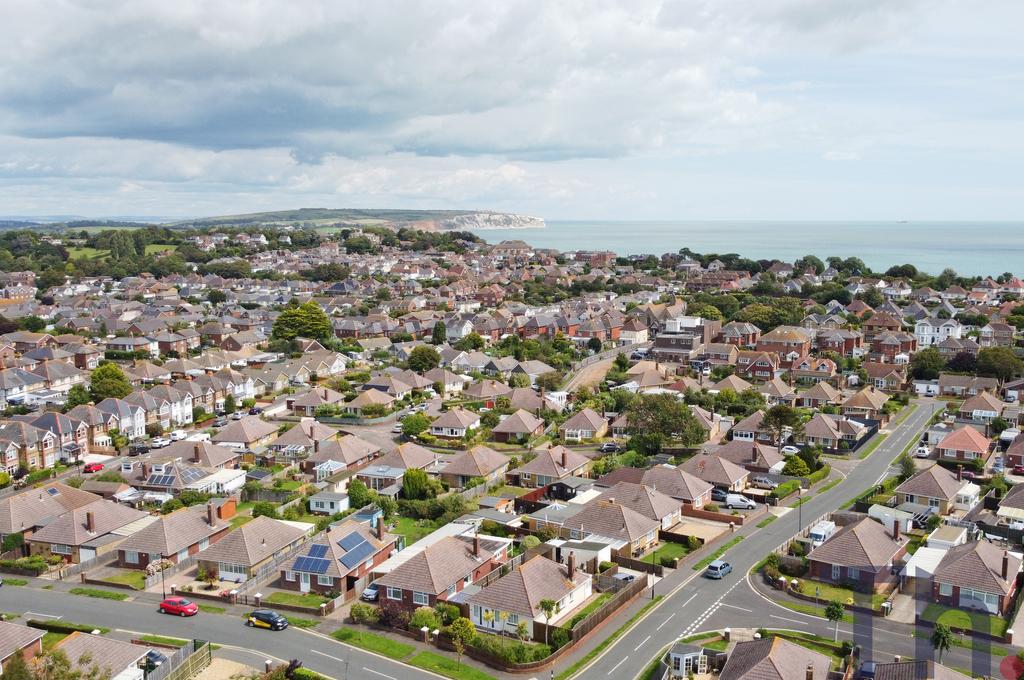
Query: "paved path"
552 400 944 679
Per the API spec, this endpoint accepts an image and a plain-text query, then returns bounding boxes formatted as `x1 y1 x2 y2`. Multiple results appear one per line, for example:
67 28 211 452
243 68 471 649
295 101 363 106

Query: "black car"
248 406 263 415
127 444 149 456
246 609 289 630
143 650 168 672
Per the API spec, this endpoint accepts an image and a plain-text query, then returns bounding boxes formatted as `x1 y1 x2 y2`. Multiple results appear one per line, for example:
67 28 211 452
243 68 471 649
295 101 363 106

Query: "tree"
408 345 441 372
207 289 227 304
587 337 603 353
538 598 559 645
20 315 46 332
899 455 916 481
782 456 810 477
946 351 977 373
627 393 706 454
251 501 279 519
448 617 476 667
65 384 91 409
508 372 531 388
224 394 237 414
402 412 432 438
825 600 845 642
401 468 441 500
977 347 1024 382
89 362 133 402
454 332 485 351
431 322 447 345
762 405 803 446
536 371 563 392
930 622 952 661
910 347 946 380
347 477 374 508
272 300 332 341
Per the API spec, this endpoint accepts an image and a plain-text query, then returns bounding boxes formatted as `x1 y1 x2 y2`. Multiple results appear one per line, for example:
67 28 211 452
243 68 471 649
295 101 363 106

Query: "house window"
831 564 841 581
447 584 456 596
848 567 860 581
507 613 518 625
286 571 296 582
928 498 940 508
318 575 333 586
386 587 402 600
939 583 952 596
125 550 139 564
413 591 430 606
199 538 209 551
51 544 72 555
570 529 580 540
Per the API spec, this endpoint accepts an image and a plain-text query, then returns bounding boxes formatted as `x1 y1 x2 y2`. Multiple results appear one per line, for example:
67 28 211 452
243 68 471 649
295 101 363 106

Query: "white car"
780 446 800 455
391 424 404 434
169 430 187 441
915 445 930 458
150 437 170 448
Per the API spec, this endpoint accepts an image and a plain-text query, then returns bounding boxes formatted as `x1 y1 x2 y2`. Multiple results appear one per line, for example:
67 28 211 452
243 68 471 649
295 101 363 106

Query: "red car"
159 597 199 616
83 463 104 473
1013 465 1024 476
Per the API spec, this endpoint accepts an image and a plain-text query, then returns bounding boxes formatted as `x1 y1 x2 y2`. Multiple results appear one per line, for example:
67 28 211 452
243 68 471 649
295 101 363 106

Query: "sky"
0 0 1022 221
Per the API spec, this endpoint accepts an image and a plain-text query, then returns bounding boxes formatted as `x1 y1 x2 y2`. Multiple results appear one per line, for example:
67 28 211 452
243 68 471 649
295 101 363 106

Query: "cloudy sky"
1 0 1021 220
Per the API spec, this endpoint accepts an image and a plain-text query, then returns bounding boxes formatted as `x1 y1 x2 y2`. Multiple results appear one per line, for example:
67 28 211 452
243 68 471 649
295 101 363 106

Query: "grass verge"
857 433 889 460
198 604 225 614
911 630 1009 656
756 515 777 528
69 587 128 601
817 478 842 495
408 652 496 680
769 598 854 623
555 596 664 680
285 616 320 629
140 635 188 647
331 627 414 660
693 536 744 571
1 578 27 586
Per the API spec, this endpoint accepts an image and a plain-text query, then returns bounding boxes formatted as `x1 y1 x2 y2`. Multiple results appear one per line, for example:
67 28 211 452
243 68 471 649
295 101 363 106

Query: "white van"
185 432 211 442
808 520 837 547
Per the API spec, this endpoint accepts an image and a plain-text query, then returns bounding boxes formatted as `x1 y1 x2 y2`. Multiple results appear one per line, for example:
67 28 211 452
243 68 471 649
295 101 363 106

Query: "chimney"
207 502 216 526
313 439 320 454
891 520 900 542
193 444 201 463
309 424 314 438
751 444 758 463
85 511 95 533
323 388 328 400
608 497 615 505
1003 550 1010 580
561 448 568 468
805 663 814 680
567 551 576 576
957 465 963 481
473 532 480 557
142 463 151 478
375 519 384 541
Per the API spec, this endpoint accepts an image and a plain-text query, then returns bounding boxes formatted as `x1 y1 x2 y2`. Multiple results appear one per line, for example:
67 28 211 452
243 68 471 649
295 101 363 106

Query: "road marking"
656 613 676 630
771 614 813 625
363 669 397 680
718 603 752 612
681 592 698 607
25 612 61 620
634 635 651 651
608 657 628 675
311 650 347 663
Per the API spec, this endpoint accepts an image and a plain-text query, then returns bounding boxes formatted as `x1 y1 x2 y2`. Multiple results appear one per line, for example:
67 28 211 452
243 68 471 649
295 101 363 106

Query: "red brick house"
0 621 44 671
755 326 813 360
116 500 235 569
806 517 908 592
931 541 1020 615
280 520 396 600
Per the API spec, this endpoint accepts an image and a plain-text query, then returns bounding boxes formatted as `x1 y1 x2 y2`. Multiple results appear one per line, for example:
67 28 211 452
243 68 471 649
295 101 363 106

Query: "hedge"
807 464 831 485
468 633 552 664
771 480 802 500
27 619 111 634
0 556 48 575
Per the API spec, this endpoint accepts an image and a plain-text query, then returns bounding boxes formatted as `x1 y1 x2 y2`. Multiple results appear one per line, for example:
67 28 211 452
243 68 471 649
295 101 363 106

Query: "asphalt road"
0 586 437 680
556 400 946 680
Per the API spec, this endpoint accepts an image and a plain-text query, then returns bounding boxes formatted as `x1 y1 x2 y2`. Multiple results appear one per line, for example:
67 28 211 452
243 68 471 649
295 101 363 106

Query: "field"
67 243 177 260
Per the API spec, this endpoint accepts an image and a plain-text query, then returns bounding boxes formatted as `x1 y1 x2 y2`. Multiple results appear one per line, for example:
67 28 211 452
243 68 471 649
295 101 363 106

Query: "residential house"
0 621 45 671
712 440 784 473
0 482 100 543
27 499 151 564
915 318 963 347
281 521 395 599
958 391 1003 423
934 426 991 465
593 482 682 530
796 381 842 409
491 409 546 444
938 374 998 397
894 464 979 515
718 637 831 680
806 517 908 592
596 464 713 508
798 413 870 452
679 455 749 491
841 387 890 422
561 498 660 559
931 541 1020 615
196 515 308 583
116 501 234 569
559 408 608 442
344 388 395 416
429 408 480 439
755 326 813 360
439 445 508 488
506 445 590 488
211 416 279 449
355 443 439 491
52 631 150 680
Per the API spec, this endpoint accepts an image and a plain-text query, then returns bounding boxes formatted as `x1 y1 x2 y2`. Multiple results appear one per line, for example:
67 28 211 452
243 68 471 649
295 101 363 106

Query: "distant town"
0 220 1022 680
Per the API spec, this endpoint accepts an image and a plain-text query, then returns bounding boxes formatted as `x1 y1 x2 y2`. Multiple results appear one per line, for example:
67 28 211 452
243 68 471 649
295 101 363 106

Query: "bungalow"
806 517 908 592
938 374 999 397
355 442 440 491
862 362 907 391
429 408 480 439
597 464 712 508
345 388 395 416
679 455 749 491
593 482 681 530
0 621 45 671
196 515 308 583
894 464 979 515
439 445 508 488
559 408 608 442
307 491 349 515
798 413 870 452
1006 431 1024 468
289 387 345 416
281 521 395 599
52 631 150 680
562 498 660 559
506 445 590 488
491 409 545 443
211 416 279 450
958 391 1003 424
718 637 830 680
27 499 151 564
712 440 784 473
796 381 842 409
304 435 381 479
931 541 1020 616
116 501 233 569
935 426 991 464
467 555 592 640
730 410 771 442
841 387 890 421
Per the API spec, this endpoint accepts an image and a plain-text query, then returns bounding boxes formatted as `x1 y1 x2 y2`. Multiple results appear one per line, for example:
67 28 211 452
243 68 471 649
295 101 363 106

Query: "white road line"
634 635 651 651
656 612 676 630
608 657 628 675
771 614 812 625
311 650 347 663
718 603 752 612
25 612 61 620
363 669 397 680
681 592 698 607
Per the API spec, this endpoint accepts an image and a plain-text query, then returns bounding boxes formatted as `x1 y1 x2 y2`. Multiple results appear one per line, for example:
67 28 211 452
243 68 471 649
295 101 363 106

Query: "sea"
471 221 1024 277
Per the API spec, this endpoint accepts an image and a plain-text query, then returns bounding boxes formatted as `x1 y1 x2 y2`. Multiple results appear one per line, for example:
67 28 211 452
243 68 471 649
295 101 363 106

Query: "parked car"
599 442 619 453
751 476 779 490
993 456 1004 472
612 573 636 584
159 597 198 616
705 560 732 579
83 463 104 473
961 470 977 480
127 444 149 456
360 584 379 602
710 487 728 502
915 445 931 458
246 609 289 630
230 411 245 420
249 406 263 415
780 446 800 455
150 437 170 449
724 494 756 510
144 650 168 672
391 424 404 434
1013 465 1024 476
212 417 228 427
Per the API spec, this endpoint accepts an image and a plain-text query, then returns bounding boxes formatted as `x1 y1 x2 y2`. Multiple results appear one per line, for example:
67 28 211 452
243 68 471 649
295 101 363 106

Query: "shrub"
771 480 801 499
598 561 615 573
0 555 48 575
378 599 410 629
409 607 440 632
550 627 569 650
350 603 381 625
469 633 552 664
434 603 460 626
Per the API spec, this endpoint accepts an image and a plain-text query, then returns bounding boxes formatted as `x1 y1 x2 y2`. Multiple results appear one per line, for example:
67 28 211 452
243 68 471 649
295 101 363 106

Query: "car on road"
391 424 404 434
249 406 263 415
780 445 800 455
169 429 187 441
83 463 104 473
360 584 379 602
705 560 732 579
751 476 779 490
1014 465 1024 476
710 487 728 503
150 437 170 448
127 444 149 456
598 442 620 453
723 494 756 510
915 445 930 458
415 403 429 412
246 609 289 630
159 597 198 616
230 411 245 420
212 417 228 427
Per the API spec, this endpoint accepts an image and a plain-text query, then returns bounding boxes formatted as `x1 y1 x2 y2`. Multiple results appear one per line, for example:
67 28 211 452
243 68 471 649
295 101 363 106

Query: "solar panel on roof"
46 487 60 496
340 541 375 570
293 556 330 574
337 531 365 551
307 544 328 558
148 474 175 486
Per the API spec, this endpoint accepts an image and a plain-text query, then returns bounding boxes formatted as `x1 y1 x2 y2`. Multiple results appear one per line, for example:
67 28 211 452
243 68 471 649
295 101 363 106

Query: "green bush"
550 627 569 650
469 633 552 663
0 555 48 575
25 468 54 484
598 561 615 573
771 480 801 499
434 603 460 626
350 603 380 625
2 532 24 552
409 607 440 632
807 464 831 485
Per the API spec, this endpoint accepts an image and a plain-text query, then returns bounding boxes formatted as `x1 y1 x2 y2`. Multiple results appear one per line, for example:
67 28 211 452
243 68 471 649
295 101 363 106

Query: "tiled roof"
196 515 306 567
467 555 588 617
375 535 494 595
442 446 508 477
895 464 965 501
807 517 905 569
720 636 831 680
562 498 659 542
117 504 226 556
933 540 1020 595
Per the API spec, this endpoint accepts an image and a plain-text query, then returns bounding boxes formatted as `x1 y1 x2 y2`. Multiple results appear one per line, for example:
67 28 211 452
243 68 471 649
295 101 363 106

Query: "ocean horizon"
472 220 1024 278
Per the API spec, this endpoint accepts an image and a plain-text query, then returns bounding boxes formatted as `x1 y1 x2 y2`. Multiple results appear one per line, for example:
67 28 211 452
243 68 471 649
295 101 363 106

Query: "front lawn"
332 627 414 660
100 570 147 590
68 587 128 601
649 541 690 565
488 485 531 497
284 616 320 629
393 516 437 545
565 592 612 629
408 652 497 680
921 603 1008 637
793 580 886 609
265 591 330 609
